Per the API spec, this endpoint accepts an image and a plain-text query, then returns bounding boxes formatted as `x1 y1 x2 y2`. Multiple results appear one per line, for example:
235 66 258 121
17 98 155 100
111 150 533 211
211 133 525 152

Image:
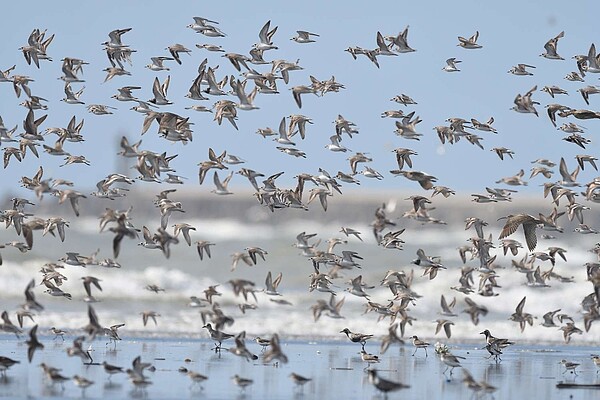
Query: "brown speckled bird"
498 214 542 251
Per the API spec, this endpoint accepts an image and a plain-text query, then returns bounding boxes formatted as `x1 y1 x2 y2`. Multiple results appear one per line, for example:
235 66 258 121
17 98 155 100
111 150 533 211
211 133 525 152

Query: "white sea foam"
1 215 598 344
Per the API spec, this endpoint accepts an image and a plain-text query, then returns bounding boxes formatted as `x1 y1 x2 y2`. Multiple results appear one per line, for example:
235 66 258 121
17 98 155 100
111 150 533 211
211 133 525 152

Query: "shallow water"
1 336 599 399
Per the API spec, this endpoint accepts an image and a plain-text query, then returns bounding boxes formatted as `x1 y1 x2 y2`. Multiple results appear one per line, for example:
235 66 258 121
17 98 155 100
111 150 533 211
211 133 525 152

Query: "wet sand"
0 335 599 399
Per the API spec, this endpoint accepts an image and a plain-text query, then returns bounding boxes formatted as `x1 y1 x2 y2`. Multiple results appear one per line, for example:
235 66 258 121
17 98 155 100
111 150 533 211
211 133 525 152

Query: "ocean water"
2 337 599 400
0 192 599 345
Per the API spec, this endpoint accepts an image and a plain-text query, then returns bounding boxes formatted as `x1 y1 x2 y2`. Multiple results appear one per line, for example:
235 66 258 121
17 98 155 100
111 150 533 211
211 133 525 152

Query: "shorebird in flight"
457 31 482 49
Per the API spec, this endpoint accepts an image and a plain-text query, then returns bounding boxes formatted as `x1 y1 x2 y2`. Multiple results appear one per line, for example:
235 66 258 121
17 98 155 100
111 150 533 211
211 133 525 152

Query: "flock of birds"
1 13 600 397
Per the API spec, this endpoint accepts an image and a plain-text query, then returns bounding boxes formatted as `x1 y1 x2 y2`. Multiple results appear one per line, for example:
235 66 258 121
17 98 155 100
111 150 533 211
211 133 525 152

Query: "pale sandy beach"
0 335 599 399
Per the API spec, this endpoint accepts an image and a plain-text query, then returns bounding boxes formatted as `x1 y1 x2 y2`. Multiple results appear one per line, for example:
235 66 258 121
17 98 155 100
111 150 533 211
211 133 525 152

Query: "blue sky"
0 0 598 199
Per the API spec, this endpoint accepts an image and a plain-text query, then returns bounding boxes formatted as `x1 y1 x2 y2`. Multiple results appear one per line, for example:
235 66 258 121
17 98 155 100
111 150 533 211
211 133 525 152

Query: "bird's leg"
212 341 222 352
